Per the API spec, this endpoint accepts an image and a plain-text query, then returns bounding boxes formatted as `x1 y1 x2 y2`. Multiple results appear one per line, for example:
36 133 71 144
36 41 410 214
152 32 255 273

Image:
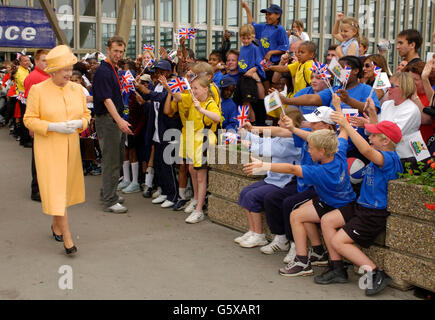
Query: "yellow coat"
23 79 91 216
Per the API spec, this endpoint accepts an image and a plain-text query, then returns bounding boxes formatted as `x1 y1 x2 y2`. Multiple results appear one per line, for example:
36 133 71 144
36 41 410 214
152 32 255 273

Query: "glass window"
57 0 74 48
33 0 42 8
196 0 207 24
324 0 332 34
380 1 387 39
102 23 116 52
142 0 154 20
102 0 117 18
271 0 281 5
160 27 173 50
286 0 296 30
160 0 173 22
408 2 414 29
228 0 239 27
80 22 96 49
142 26 155 49
8 0 28 6
336 0 344 14
426 1 433 41
258 0 268 23
126 25 136 59
368 0 376 38
389 0 396 40
195 30 207 60
299 0 308 28
388 43 395 72
230 32 239 50
312 0 320 34
242 0 254 25
347 0 355 17
79 0 96 16
324 38 332 62
212 31 223 51
178 0 190 24
213 0 223 25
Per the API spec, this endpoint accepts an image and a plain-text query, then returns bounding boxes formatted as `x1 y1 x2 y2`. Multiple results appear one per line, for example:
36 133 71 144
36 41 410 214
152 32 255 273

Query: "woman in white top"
288 20 310 46
362 72 421 163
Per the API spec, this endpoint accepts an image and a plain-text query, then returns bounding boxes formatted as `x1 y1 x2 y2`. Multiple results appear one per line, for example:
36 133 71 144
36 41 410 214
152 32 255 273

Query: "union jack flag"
311 62 331 79
178 28 197 39
237 105 250 128
16 91 25 102
224 132 240 145
121 83 134 94
372 63 382 79
120 70 135 86
143 44 154 51
144 59 155 70
344 66 351 80
168 77 189 93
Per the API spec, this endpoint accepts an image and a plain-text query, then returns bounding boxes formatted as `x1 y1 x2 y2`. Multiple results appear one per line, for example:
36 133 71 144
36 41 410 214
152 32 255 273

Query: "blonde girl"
333 13 360 58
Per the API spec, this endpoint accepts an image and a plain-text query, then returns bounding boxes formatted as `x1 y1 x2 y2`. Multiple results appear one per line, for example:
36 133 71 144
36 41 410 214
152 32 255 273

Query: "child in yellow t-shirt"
169 75 221 224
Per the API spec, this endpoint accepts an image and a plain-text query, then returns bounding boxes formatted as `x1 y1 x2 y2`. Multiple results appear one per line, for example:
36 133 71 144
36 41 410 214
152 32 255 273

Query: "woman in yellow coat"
23 45 91 255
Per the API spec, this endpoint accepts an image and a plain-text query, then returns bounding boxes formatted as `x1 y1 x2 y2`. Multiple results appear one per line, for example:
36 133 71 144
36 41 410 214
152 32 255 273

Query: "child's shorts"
312 196 355 222
238 180 281 213
235 75 258 104
341 203 390 248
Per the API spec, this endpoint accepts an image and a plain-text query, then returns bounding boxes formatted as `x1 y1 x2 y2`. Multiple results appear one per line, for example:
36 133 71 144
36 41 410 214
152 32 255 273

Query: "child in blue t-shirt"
244 95 356 277
316 111 403 296
220 76 239 131
236 24 266 123
208 50 225 89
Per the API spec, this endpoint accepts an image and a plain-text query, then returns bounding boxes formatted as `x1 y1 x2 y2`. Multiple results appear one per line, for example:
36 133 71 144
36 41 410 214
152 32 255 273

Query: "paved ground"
0 128 418 300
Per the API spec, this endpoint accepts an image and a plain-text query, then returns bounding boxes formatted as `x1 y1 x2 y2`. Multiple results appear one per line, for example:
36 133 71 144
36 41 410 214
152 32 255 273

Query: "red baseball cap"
364 121 402 144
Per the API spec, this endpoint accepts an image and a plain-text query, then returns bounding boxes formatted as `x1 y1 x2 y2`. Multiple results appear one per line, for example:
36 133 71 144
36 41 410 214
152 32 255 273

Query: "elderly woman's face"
52 66 73 86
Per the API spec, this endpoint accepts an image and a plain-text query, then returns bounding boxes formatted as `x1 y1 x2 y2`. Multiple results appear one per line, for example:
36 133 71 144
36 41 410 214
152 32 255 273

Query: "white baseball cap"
303 106 335 125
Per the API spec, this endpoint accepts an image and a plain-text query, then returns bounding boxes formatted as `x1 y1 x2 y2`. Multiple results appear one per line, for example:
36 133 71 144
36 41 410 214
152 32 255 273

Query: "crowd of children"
1 3 435 297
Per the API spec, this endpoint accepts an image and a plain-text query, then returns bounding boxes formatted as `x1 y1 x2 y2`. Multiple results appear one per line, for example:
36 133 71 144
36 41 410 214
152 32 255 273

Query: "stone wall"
207 146 435 292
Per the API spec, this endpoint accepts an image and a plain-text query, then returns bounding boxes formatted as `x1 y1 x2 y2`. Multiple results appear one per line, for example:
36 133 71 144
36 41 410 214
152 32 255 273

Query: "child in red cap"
317 111 404 296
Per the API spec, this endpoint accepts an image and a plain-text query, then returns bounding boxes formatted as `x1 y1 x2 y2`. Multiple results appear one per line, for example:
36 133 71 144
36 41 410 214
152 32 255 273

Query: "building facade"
1 0 434 71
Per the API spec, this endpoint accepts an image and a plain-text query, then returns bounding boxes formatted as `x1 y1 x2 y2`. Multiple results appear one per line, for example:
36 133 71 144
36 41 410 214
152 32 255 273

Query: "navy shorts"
238 180 282 213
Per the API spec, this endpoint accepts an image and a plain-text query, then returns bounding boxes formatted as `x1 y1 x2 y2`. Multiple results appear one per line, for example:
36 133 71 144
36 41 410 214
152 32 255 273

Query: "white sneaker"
185 210 205 224
104 202 128 214
152 195 167 204
234 231 255 244
122 182 141 194
239 233 268 248
260 235 290 254
184 199 198 214
117 180 130 191
161 200 175 208
283 242 297 264
152 187 162 199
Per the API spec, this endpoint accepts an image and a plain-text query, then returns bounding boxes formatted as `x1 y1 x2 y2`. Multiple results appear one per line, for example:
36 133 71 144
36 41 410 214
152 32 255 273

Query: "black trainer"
365 270 392 296
314 267 349 284
142 187 153 198
173 198 188 211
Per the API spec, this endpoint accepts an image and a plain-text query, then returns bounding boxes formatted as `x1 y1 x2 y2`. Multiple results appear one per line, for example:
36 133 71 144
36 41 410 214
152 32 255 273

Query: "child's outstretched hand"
241 1 249 10
243 156 268 176
349 115 369 128
337 12 344 21
330 110 346 126
158 75 170 91
242 121 253 131
159 47 168 59
280 113 294 131
332 93 342 112
192 95 201 111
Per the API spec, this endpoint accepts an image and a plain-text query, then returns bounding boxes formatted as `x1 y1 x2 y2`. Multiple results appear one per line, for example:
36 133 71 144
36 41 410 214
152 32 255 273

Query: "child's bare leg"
195 168 207 211
188 165 198 201
290 200 321 256
321 210 346 261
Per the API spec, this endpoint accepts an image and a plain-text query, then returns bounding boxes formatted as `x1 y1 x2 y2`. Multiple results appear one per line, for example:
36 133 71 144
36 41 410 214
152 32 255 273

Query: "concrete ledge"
209 171 262 203
386 215 435 260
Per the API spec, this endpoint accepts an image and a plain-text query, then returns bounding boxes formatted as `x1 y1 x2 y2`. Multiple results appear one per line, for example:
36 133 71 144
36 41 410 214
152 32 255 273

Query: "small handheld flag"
237 105 250 128
143 44 155 52
168 77 189 94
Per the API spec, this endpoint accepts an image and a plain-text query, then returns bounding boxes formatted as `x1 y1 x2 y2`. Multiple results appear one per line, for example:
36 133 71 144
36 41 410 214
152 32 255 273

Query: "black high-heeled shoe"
64 245 77 255
51 225 63 242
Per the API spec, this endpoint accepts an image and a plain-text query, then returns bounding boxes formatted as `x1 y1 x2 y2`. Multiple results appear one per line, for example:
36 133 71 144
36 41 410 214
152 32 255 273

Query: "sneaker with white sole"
234 230 255 244
152 187 162 199
104 203 128 214
161 200 175 208
279 257 313 277
239 233 268 248
283 242 297 264
260 235 289 254
117 180 130 191
122 182 141 194
309 248 329 266
185 210 205 224
184 199 198 214
152 195 167 204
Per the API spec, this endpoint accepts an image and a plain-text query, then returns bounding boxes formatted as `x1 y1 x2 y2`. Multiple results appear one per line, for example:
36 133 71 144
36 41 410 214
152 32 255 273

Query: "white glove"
47 122 76 134
66 119 83 130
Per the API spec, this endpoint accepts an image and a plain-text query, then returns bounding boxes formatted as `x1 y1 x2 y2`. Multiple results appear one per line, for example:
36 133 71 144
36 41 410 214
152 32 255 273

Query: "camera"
377 40 391 52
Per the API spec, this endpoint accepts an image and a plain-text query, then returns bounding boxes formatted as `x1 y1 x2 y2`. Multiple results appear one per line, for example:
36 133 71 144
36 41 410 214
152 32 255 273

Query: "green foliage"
398 159 435 196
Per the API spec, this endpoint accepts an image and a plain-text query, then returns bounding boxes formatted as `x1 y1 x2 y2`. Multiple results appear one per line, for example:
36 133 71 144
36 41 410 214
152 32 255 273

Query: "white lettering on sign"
0 26 37 41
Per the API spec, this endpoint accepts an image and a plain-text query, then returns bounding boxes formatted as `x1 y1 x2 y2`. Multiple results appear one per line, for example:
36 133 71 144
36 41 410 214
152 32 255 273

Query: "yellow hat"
44 45 78 73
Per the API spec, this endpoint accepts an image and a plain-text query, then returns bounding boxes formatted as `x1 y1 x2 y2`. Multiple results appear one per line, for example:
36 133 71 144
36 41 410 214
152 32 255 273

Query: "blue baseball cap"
220 76 236 88
154 59 172 71
260 4 282 15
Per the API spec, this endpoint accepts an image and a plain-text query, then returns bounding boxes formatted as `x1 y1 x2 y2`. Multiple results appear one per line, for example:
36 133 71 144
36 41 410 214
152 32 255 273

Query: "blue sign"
0 6 56 49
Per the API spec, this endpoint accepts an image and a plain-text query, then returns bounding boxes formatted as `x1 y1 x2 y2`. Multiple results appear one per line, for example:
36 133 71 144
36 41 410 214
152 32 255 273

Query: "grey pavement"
0 128 418 300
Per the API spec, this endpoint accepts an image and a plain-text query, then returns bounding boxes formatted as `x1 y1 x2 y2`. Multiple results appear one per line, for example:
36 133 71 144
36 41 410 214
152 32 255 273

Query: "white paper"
373 72 391 90
426 52 435 63
280 85 287 97
328 57 347 83
408 131 431 161
264 91 283 114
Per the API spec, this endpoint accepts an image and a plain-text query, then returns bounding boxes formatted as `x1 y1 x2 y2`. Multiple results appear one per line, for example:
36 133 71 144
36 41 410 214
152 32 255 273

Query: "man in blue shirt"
93 36 132 214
